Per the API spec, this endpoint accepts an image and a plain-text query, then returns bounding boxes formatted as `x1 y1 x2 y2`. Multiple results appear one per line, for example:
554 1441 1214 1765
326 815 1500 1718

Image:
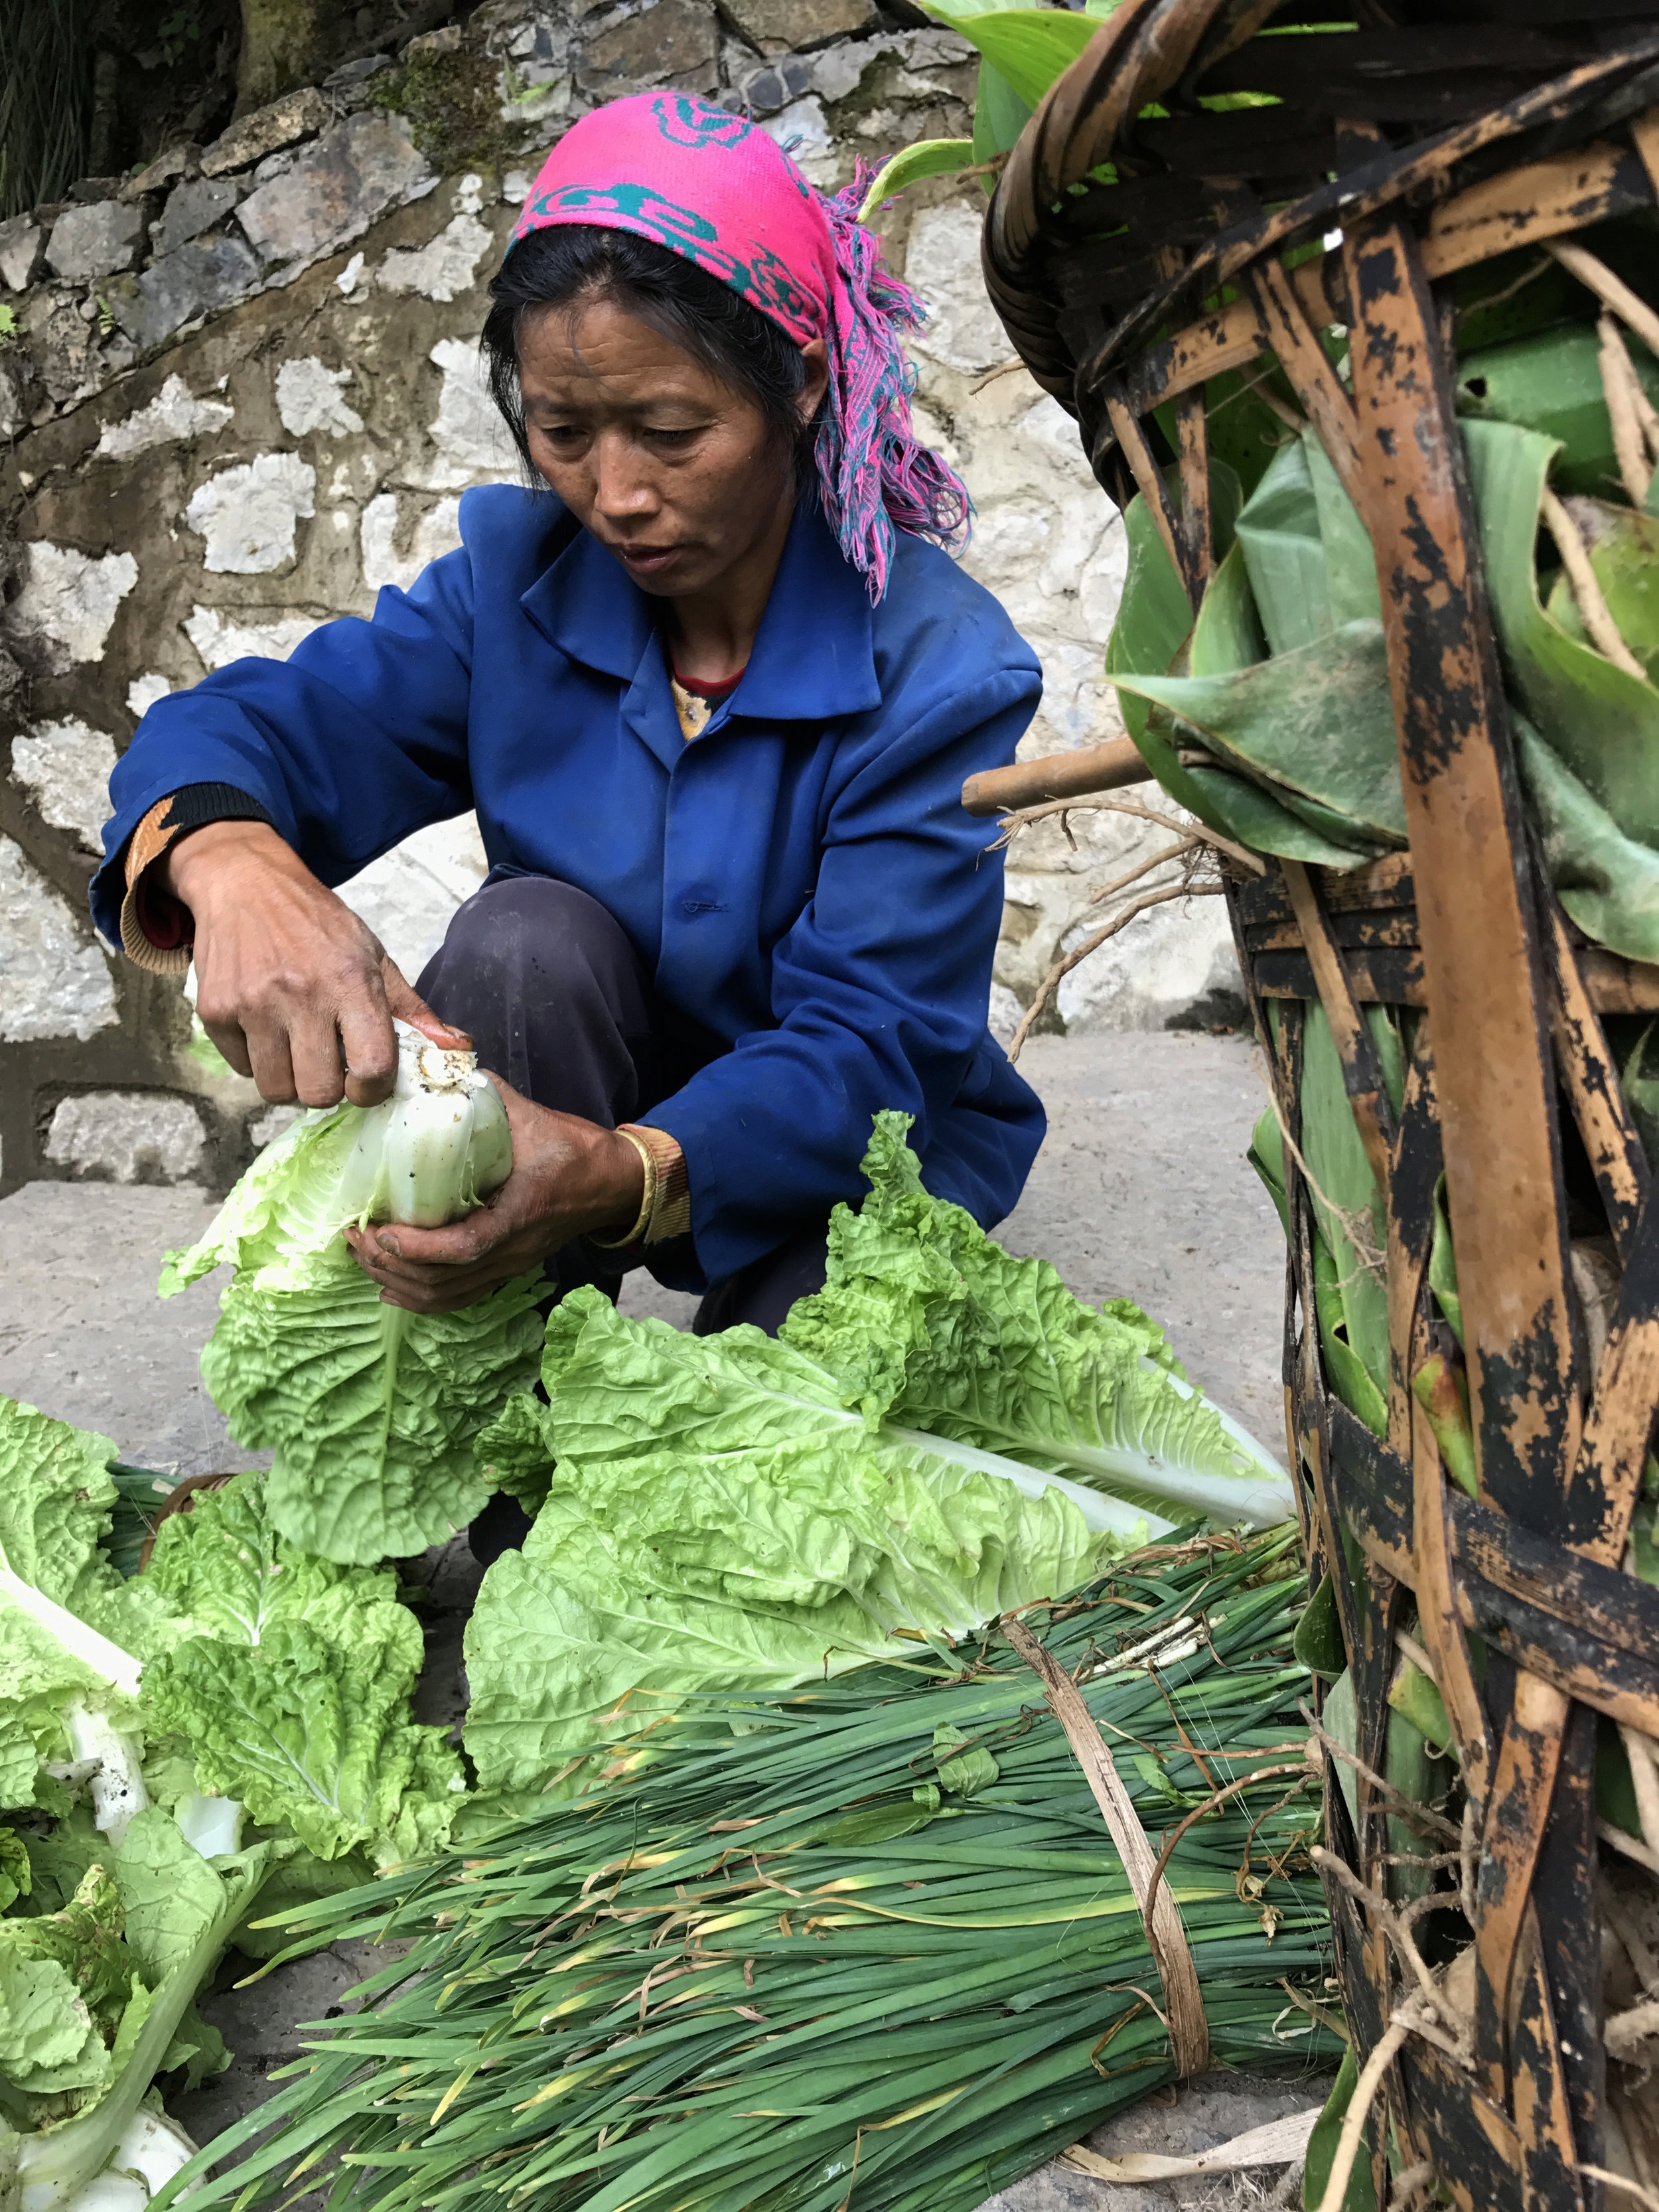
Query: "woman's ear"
798 336 830 425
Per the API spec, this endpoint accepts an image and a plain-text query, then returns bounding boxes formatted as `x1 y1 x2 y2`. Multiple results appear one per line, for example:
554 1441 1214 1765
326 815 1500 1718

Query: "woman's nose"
591 433 657 520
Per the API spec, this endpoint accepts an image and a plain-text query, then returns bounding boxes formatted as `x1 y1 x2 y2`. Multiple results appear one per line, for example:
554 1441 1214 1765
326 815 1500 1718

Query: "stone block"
360 491 463 593
758 96 838 188
0 360 32 441
0 834 118 1043
96 372 235 459
27 293 100 405
43 1092 208 1185
152 176 244 259
236 111 436 269
184 451 317 575
106 233 261 353
122 142 200 199
200 86 332 179
44 199 145 283
0 542 138 673
737 52 814 113
718 0 875 54
9 717 119 853
0 216 43 293
184 605 317 668
419 334 520 488
577 0 719 96
905 201 1010 376
376 212 493 303
274 356 363 437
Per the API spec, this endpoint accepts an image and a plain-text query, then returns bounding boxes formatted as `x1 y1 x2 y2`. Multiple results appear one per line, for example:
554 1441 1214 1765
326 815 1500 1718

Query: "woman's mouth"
615 542 680 577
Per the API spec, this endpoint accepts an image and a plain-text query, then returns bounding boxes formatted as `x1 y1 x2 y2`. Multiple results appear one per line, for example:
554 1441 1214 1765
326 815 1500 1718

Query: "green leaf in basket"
1233 435 1333 654
922 4 1098 110
857 139 977 222
1248 1098 1289 1240
1293 1572 1346 1680
1302 433 1380 628
1187 545 1386 861
1109 506 1381 867
1512 711 1659 964
1466 419 1659 840
1429 1181 1462 1347
1544 496 1659 680
1187 362 1306 504
1301 1004 1392 1435
1456 322 1659 498
1110 621 1409 848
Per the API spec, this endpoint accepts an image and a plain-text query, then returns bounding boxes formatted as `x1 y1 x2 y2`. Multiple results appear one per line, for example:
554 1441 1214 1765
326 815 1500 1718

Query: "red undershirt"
670 660 745 701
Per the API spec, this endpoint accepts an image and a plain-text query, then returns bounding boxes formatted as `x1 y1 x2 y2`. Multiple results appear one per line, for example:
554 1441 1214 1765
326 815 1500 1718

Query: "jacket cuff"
118 784 276 975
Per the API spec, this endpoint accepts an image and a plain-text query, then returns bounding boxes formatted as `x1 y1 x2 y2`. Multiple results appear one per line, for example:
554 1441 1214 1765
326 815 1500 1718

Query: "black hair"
480 224 817 471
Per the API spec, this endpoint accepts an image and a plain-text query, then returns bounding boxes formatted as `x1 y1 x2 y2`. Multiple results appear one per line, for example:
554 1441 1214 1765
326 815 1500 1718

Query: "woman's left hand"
344 1077 645 1314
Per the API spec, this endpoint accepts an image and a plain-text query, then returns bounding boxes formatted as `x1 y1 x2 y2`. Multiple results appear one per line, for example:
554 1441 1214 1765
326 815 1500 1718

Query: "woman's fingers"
380 957 473 1051
337 966 401 1109
345 1223 520 1313
199 1013 255 1080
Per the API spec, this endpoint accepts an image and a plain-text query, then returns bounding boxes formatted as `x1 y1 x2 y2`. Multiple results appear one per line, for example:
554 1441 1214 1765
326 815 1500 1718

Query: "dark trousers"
415 875 830 1333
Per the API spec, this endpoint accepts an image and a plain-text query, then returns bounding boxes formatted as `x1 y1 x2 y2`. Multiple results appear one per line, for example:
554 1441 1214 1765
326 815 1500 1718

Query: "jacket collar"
520 496 881 721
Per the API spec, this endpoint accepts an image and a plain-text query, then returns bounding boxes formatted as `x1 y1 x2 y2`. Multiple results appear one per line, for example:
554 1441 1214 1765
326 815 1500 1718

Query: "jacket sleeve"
90 546 479 950
644 663 1041 1282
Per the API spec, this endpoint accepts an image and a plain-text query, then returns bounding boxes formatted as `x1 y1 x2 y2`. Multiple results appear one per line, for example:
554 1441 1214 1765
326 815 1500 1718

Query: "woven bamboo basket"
975 9 1659 2211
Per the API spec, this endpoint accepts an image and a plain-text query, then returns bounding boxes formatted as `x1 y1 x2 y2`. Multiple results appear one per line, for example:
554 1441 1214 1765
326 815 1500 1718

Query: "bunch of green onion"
164 1532 1340 2212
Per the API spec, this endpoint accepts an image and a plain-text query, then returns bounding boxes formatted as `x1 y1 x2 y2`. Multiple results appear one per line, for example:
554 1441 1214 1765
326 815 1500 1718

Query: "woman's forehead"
518 295 727 402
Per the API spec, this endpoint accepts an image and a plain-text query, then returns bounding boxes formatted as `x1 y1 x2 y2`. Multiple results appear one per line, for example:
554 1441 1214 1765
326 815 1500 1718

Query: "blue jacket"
94 488 1047 1286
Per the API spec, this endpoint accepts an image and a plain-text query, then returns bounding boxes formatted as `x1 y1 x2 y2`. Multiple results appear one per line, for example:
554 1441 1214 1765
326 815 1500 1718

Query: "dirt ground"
0 1029 1330 2211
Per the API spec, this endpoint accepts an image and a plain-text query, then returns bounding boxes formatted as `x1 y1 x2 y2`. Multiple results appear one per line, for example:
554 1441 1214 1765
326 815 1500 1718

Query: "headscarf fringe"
816 163 974 602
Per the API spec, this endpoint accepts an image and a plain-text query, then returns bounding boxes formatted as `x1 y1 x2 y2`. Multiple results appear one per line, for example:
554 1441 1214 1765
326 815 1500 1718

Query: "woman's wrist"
589 1126 652 1245
164 817 290 906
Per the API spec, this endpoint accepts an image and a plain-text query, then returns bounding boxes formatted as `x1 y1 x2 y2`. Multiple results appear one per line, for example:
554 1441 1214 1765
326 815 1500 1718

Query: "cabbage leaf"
141 1475 466 1866
782 1114 1293 1529
161 1107 545 1564
463 1291 1125 1795
464 1118 1290 1798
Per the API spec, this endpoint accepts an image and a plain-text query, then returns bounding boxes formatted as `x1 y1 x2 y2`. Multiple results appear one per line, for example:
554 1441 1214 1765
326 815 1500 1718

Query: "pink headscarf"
508 91 971 601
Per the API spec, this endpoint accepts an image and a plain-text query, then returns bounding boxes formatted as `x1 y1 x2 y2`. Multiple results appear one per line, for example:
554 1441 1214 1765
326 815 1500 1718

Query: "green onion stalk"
160 1530 1340 2212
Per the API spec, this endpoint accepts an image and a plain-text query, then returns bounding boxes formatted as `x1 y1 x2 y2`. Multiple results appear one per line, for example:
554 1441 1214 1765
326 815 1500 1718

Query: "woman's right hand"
166 820 469 1108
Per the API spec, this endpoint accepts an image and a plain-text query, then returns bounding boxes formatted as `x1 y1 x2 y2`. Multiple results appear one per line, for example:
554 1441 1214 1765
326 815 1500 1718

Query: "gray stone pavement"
0 1031 1327 2208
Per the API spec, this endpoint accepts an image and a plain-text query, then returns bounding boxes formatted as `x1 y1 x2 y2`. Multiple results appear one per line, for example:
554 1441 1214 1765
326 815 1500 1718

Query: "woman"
94 91 1046 1351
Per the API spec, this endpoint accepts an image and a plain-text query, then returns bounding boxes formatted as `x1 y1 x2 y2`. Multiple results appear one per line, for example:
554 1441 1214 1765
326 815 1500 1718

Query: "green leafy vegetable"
161 1096 544 1565
463 1118 1290 1799
463 1291 1121 1796
159 1534 1338 2212
141 1475 466 1867
783 1114 1292 1528
2 1830 278 2208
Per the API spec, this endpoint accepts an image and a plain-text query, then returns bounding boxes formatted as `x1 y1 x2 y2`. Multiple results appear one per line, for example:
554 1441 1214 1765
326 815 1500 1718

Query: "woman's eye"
647 425 703 447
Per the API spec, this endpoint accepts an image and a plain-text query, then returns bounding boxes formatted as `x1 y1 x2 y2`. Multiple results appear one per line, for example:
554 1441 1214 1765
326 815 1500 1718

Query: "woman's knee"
423 876 644 1005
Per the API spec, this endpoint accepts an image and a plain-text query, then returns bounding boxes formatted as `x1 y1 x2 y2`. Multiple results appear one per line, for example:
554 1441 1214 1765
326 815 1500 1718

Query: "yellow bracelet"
589 1126 656 1249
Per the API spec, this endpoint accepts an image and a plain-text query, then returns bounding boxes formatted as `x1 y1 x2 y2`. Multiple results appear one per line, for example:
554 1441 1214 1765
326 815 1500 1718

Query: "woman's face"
516 295 827 600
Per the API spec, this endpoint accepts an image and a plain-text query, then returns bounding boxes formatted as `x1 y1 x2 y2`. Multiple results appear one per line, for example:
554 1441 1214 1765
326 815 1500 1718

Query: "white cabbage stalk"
0 1543 148 1846
336 1021 512 1229
177 1792 245 1858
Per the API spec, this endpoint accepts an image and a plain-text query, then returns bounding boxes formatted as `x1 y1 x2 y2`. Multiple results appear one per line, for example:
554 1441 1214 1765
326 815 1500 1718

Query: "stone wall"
0 0 1239 1195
